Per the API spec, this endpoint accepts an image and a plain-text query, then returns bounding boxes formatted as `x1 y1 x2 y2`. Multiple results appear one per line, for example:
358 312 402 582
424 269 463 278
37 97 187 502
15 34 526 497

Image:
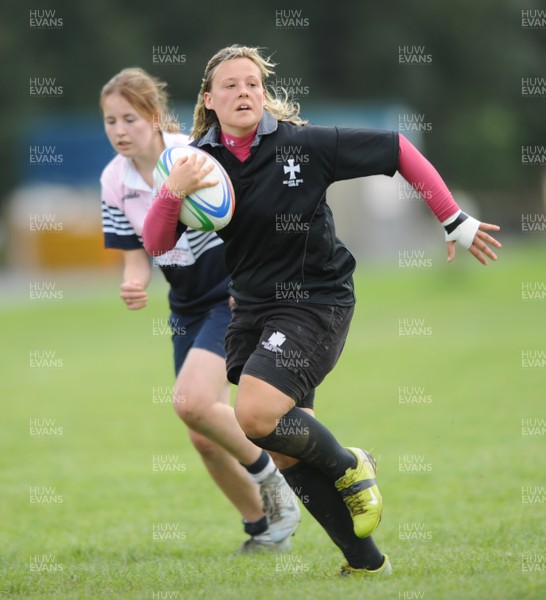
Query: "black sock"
243 515 268 537
240 448 269 473
282 461 384 570
248 406 355 481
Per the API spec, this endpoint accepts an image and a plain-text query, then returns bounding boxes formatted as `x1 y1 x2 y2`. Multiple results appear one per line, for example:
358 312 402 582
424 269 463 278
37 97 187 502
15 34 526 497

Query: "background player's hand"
165 153 218 199
447 222 501 265
120 279 148 310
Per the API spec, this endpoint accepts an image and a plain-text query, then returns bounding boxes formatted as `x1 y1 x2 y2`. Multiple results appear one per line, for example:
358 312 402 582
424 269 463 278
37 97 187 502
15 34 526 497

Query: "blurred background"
2 4 545 596
0 0 544 277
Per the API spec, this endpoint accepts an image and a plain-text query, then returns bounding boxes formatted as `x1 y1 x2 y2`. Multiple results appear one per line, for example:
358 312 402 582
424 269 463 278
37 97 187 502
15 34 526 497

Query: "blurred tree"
2 0 544 205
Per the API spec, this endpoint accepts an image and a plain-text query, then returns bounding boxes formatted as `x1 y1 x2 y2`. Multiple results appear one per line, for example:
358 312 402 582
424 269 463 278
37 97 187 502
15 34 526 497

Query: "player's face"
102 93 156 158
204 57 266 137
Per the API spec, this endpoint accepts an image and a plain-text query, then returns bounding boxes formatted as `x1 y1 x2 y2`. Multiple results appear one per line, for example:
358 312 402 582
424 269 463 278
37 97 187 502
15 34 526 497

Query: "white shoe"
234 531 291 555
259 470 301 542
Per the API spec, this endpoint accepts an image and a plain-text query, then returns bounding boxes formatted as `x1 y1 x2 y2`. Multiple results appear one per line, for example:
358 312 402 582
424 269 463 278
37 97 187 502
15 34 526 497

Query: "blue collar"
197 110 278 148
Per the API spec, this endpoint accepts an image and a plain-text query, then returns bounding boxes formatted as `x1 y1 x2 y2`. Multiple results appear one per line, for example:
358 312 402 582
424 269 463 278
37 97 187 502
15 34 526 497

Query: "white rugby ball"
154 146 235 231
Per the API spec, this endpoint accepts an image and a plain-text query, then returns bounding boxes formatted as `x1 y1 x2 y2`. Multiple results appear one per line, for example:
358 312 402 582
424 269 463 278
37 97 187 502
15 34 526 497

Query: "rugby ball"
154 146 235 231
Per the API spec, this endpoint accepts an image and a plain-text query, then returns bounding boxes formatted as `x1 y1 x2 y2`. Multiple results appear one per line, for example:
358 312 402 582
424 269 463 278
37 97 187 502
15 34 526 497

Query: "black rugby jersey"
195 111 398 306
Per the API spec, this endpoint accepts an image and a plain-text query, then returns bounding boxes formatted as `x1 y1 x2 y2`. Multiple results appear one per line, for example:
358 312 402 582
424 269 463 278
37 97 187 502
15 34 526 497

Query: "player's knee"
234 402 273 439
236 375 296 440
171 386 189 420
172 388 206 427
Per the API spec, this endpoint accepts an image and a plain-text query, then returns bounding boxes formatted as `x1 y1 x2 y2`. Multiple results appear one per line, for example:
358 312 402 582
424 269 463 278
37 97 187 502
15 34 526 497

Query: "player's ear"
203 92 213 110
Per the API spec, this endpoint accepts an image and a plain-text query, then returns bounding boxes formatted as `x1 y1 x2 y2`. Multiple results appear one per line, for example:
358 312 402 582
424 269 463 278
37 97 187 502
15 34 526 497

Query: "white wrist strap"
443 210 480 249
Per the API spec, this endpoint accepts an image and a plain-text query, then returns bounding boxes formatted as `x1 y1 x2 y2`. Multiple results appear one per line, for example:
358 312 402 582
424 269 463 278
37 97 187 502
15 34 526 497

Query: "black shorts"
225 302 354 407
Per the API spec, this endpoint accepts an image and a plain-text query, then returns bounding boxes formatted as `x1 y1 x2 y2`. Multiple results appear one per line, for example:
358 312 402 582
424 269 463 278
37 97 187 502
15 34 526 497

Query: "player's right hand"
165 154 218 199
120 279 148 310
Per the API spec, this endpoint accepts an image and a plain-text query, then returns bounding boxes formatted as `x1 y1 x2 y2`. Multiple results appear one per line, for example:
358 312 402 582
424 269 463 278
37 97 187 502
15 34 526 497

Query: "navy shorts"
224 302 354 408
169 301 232 375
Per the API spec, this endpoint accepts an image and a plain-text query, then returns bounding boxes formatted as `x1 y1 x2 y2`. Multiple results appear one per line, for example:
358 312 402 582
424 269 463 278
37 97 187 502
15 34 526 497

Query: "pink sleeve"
142 185 184 255
398 134 459 223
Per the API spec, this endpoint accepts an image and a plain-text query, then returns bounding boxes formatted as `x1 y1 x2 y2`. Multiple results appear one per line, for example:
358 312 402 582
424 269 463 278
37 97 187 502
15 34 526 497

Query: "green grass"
1 242 545 599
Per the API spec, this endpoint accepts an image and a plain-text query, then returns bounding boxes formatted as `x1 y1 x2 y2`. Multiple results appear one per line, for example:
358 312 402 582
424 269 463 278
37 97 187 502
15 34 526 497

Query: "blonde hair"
191 45 307 140
100 67 180 133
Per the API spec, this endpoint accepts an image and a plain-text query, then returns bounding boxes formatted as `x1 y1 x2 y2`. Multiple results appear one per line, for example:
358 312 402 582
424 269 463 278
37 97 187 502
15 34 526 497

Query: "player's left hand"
447 222 501 265
120 279 148 310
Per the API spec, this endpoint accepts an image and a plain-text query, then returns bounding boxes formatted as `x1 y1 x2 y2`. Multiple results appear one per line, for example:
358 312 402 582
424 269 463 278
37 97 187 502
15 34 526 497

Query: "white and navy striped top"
100 132 230 314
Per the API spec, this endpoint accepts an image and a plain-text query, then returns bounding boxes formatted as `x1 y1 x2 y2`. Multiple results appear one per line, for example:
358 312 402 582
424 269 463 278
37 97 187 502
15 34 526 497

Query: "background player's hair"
191 45 307 140
100 67 180 133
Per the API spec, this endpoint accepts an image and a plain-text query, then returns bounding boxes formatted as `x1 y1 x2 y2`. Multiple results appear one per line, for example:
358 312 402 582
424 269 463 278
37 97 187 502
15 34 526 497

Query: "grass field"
1 241 545 599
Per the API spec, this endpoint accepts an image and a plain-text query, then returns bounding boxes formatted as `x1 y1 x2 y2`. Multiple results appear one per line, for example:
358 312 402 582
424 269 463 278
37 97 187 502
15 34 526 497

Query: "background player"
99 66 300 553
